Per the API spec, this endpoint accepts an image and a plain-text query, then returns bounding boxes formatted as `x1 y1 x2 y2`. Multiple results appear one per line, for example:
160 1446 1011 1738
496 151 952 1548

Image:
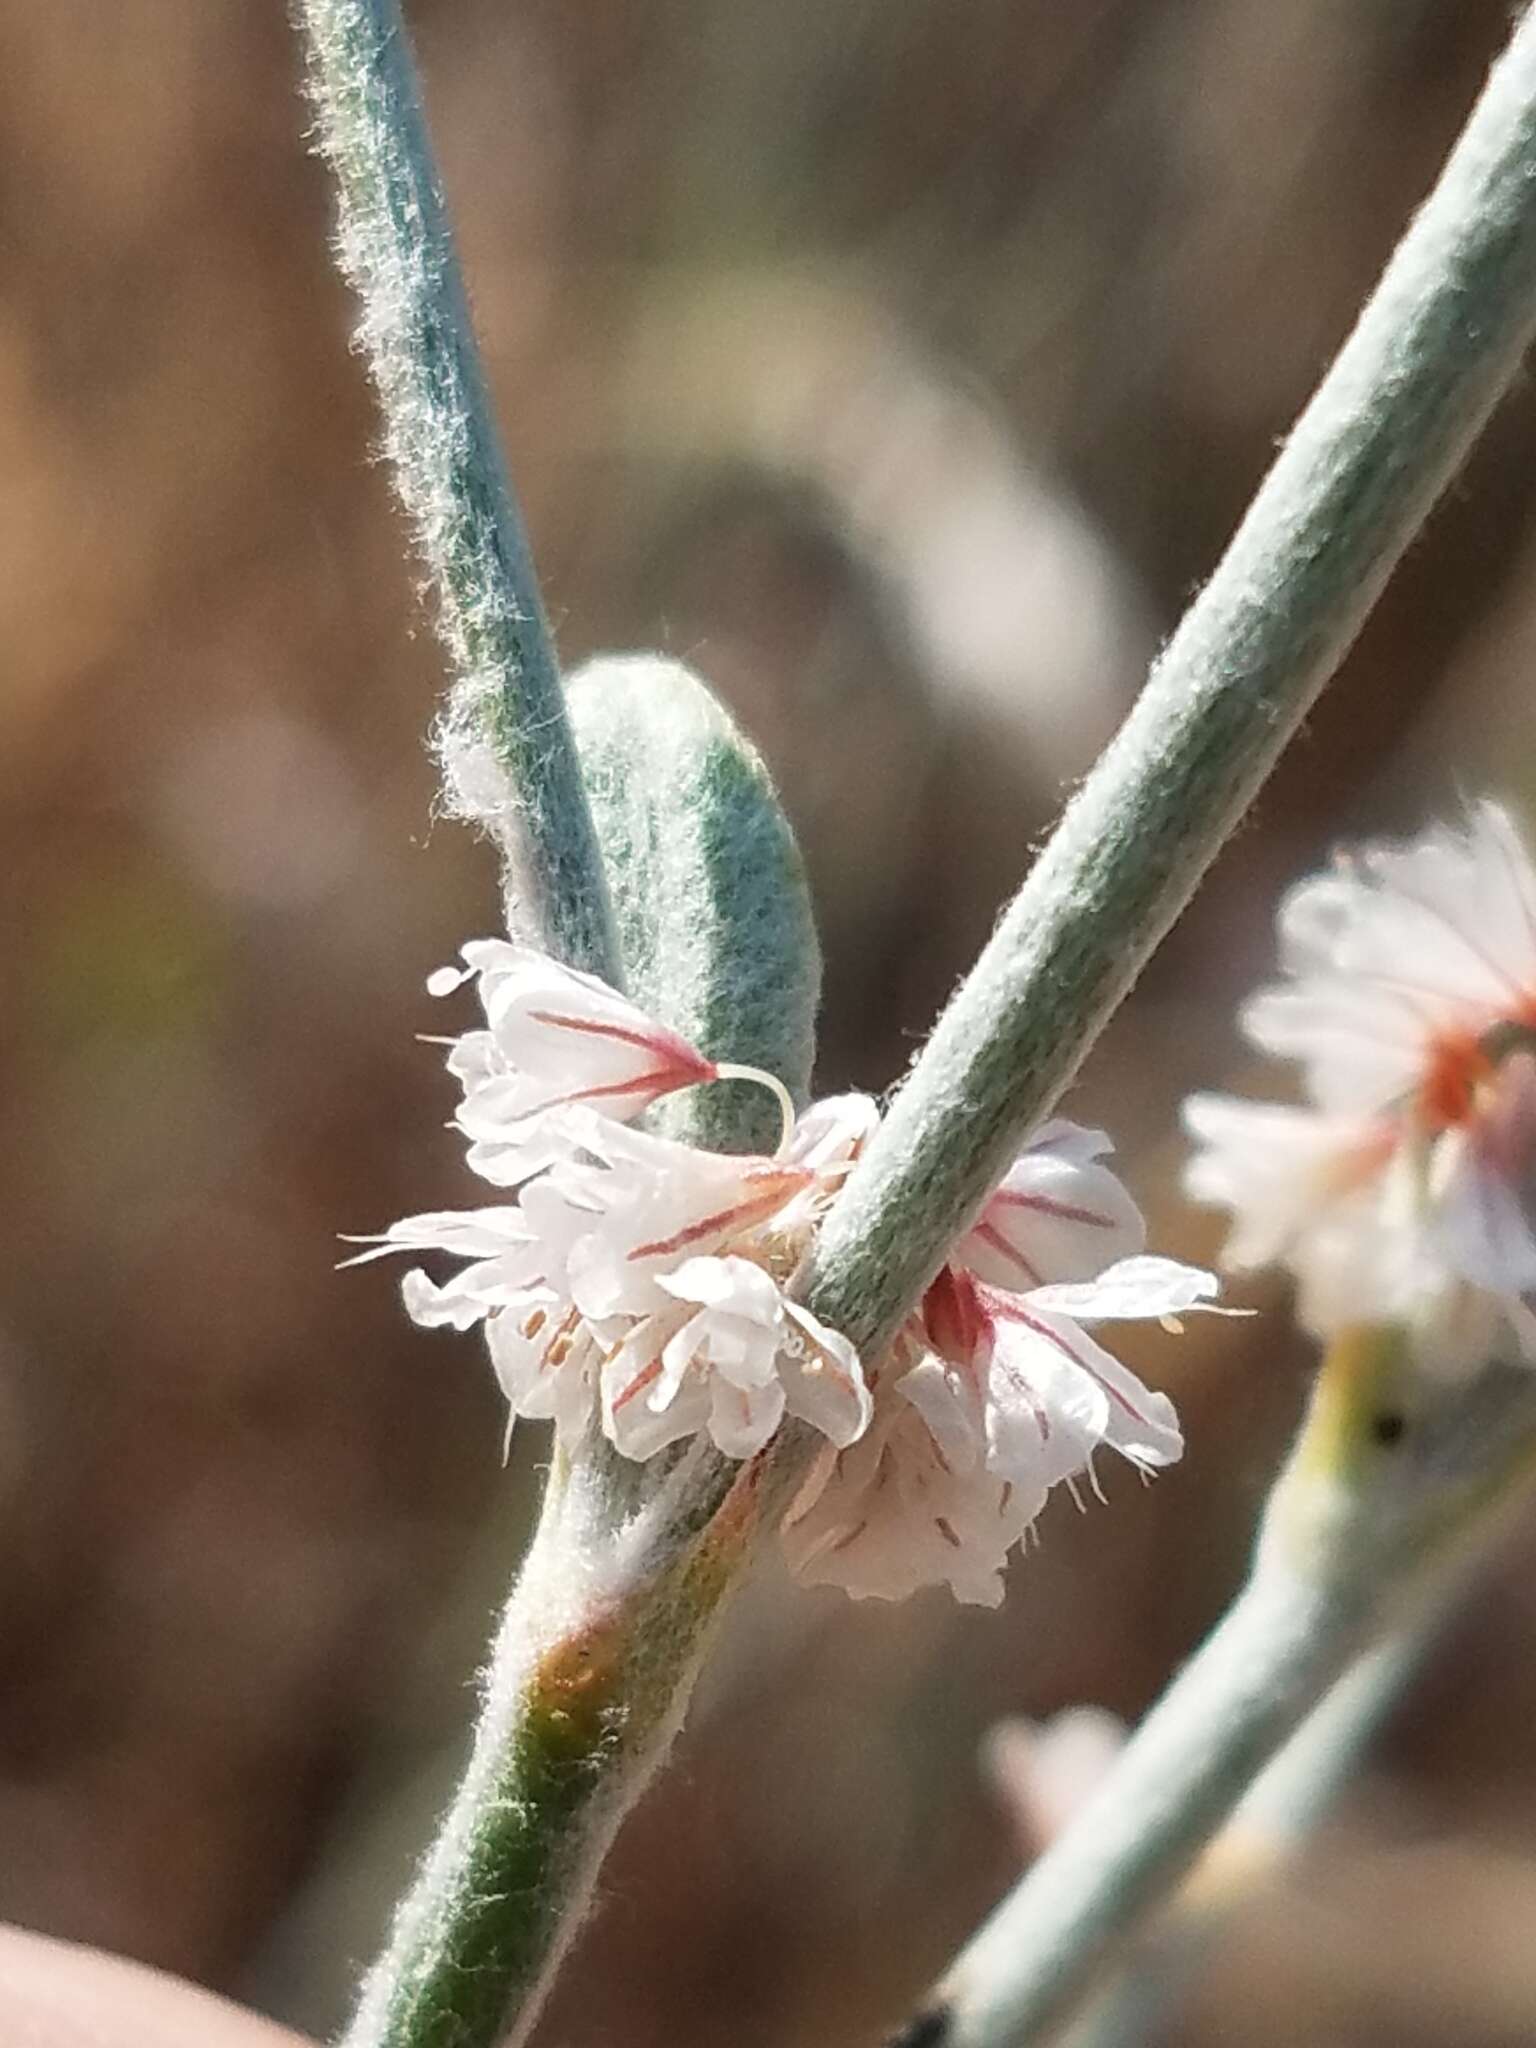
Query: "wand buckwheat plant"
295 0 1536 2043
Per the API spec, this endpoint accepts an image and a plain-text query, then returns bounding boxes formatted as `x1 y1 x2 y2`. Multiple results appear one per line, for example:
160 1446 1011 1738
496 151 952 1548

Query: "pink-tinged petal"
960 1133 1145 1289
478 945 713 1081
1279 866 1506 1014
655 1306 712 1404
780 1432 934 1602
486 1295 590 1438
601 1316 709 1459
1354 819 1532 1010
1021 1256 1219 1324
458 1115 590 1190
1430 1057 1536 1293
456 1063 699 1132
707 1374 785 1459
483 1293 557 1395
763 1094 880 1238
444 1028 500 1090
434 941 718 1133
614 1169 812 1294
563 1232 634 1324
1274 872 1356 977
998 1304 1183 1470
1021 1120 1116 1165
400 1267 490 1332
1254 809 1536 1123
338 1206 533 1270
785 1093 882 1172
895 1352 984 1472
656 1254 783 1320
781 1302 872 1447
516 1166 606 1233
548 1349 599 1445
1242 980 1431 1112
781 1403 1044 1606
657 1293 775 1398
976 1312 1107 1488
1183 1093 1394 1272
545 1135 808 1321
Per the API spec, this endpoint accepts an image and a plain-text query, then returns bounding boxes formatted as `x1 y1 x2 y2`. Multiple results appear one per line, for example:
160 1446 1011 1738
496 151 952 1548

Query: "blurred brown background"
5 3 1536 2043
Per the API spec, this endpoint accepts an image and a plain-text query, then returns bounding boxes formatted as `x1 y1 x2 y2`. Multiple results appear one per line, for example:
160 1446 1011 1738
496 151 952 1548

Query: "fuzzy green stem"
802 4 1536 1356
297 0 617 978
888 1329 1536 2048
343 1454 760 2048
336 650 820 2047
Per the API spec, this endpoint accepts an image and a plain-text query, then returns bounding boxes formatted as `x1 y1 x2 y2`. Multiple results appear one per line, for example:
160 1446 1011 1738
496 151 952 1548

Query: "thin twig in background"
890 1329 1536 2048
1058 1622 1431 2048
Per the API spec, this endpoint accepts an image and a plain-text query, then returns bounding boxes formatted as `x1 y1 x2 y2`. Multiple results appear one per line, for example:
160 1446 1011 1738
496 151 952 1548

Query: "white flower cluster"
357 943 1213 1603
785 1130 1209 1605
1186 801 1536 1368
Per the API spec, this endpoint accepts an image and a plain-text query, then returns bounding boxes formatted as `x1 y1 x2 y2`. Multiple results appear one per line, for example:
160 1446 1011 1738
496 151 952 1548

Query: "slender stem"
297 0 617 979
889 1329 1536 2048
897 1566 1366 2048
1061 1625 1428 2048
801 4 1536 1356
1222 1624 1423 1847
342 1453 759 2048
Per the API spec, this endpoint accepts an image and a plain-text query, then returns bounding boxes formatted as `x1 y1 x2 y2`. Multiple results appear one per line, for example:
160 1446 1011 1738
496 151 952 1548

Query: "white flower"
428 941 723 1184
1184 802 1536 1356
360 943 1204 1595
782 1128 1207 1605
600 1254 868 1460
548 1114 821 1321
781 1390 1043 1608
352 945 877 1462
955 1118 1146 1288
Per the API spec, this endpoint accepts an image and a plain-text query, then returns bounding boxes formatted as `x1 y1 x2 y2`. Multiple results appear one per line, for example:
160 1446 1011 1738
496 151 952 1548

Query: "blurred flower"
1185 802 1536 1365
350 945 872 1461
782 1130 1209 1606
983 1707 1128 1858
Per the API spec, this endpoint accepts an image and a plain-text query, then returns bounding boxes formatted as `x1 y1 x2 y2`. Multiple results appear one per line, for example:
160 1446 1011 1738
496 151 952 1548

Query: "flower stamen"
715 1062 797 1154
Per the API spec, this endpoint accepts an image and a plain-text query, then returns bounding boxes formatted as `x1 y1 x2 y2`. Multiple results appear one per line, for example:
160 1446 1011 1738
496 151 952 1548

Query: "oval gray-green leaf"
568 654 820 1154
